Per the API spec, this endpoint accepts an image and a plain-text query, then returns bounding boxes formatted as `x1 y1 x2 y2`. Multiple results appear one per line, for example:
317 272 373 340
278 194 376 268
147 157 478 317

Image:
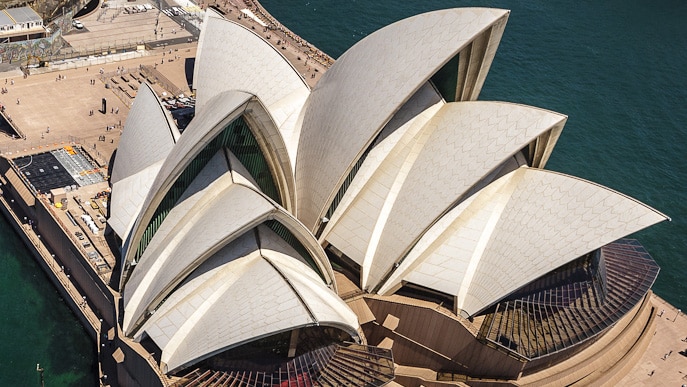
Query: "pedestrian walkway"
618 294 687 385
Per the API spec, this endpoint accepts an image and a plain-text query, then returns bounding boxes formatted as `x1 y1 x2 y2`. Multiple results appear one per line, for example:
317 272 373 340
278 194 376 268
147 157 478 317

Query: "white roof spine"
141 225 358 373
194 12 309 123
110 82 178 184
121 90 252 282
381 167 668 315
295 8 510 230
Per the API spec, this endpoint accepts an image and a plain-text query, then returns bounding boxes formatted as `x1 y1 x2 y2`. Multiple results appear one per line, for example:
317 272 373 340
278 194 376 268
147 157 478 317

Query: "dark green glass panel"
134 116 281 261
430 54 459 102
265 220 325 282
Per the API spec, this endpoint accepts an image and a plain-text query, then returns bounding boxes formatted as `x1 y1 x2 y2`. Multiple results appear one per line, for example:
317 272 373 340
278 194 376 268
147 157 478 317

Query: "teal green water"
1 0 685 384
0 215 96 386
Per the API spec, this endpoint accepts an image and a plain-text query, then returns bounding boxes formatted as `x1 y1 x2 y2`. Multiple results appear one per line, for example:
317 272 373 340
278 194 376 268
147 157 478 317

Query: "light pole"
674 309 681 322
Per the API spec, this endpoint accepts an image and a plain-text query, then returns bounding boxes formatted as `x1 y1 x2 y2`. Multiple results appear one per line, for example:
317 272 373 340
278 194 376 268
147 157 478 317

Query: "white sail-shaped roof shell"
122 86 302 279
121 90 252 278
123 148 334 335
295 8 510 229
108 160 164 240
322 101 566 290
108 83 179 239
194 11 309 166
138 226 358 373
110 82 179 184
378 167 669 315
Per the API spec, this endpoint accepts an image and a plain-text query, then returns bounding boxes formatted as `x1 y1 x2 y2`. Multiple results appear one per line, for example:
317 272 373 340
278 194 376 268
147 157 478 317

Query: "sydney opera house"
108 7 668 386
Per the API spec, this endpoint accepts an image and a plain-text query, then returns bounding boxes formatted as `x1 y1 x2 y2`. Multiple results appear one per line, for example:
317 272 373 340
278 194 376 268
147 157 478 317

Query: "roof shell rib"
194 10 309 166
378 167 669 316
138 226 359 374
110 82 179 185
295 8 510 230
123 148 335 335
322 101 567 290
121 90 253 279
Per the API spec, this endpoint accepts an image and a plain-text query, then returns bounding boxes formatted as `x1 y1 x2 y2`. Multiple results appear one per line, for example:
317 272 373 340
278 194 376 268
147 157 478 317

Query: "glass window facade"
265 219 324 281
430 54 460 102
134 116 281 262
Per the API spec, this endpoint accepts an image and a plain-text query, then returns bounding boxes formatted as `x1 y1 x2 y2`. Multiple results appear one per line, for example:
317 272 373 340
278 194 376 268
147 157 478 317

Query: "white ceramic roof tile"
365 102 566 289
111 82 178 184
296 8 509 229
458 168 666 315
123 182 276 334
195 13 309 123
108 161 163 240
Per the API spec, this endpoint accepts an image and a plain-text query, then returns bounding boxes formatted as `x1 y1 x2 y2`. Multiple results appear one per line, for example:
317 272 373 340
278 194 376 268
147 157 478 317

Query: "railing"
477 239 660 360
140 64 185 97
216 0 334 69
172 343 394 387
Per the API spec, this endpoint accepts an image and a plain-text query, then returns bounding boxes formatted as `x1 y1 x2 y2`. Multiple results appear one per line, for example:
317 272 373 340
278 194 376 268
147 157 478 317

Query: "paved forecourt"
0 43 196 166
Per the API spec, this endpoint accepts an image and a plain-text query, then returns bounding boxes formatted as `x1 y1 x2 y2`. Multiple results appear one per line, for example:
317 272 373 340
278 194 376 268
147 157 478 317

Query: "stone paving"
62 0 193 54
619 294 687 386
0 42 196 165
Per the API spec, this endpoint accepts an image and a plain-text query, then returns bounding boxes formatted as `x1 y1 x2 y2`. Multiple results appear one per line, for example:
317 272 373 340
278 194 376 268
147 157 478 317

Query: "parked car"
72 20 84 29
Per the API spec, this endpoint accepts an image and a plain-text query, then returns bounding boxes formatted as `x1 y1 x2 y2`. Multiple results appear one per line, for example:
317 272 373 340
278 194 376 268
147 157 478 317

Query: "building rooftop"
4 7 42 25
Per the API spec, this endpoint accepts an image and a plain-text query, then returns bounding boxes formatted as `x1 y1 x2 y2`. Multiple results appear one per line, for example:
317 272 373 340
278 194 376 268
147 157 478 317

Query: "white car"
72 20 84 29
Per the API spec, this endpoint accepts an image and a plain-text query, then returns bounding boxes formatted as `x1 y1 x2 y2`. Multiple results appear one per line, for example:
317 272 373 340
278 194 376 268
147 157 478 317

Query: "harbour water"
1 0 685 384
258 0 687 308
